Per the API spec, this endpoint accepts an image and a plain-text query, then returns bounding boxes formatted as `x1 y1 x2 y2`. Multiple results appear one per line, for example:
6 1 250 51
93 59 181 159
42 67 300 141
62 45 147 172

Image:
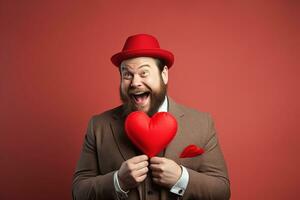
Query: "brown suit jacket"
72 97 230 200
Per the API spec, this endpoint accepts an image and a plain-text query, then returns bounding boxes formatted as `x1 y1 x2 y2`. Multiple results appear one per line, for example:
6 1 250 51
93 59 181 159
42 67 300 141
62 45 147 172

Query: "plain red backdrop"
1 1 299 199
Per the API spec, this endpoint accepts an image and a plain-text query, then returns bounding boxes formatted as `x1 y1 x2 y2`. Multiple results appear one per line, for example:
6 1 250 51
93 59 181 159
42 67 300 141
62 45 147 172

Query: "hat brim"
111 49 174 68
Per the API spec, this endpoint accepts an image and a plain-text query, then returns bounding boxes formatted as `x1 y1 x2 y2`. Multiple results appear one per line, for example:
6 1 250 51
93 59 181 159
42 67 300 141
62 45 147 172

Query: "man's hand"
150 157 182 188
118 155 149 191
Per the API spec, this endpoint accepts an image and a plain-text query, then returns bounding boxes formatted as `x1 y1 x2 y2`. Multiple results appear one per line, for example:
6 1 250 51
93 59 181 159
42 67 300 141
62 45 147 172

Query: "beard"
120 78 167 117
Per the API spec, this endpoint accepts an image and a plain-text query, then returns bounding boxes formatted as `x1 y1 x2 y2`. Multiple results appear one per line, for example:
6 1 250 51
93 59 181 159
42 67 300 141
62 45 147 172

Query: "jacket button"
178 189 183 194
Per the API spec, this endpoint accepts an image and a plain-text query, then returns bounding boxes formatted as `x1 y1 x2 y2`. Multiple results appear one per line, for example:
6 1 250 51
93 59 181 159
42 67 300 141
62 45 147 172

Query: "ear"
161 66 168 84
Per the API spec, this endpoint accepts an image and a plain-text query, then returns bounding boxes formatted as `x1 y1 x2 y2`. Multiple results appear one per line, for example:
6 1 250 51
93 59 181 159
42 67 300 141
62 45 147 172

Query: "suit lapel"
164 97 186 163
110 107 137 161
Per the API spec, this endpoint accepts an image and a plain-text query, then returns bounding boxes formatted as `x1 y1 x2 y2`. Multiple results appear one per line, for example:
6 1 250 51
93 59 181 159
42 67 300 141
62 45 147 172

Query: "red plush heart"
125 111 177 158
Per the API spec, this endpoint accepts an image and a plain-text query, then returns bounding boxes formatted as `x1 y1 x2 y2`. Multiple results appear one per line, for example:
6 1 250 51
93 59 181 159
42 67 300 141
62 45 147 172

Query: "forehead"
120 57 157 71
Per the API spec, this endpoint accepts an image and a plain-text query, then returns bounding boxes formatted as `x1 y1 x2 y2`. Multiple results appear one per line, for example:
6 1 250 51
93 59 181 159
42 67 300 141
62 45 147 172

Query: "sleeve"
72 117 118 200
183 114 231 200
170 165 189 196
113 171 130 199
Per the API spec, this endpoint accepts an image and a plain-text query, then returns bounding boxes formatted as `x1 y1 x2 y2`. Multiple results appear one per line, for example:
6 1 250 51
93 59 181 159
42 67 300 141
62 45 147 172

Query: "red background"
1 1 299 199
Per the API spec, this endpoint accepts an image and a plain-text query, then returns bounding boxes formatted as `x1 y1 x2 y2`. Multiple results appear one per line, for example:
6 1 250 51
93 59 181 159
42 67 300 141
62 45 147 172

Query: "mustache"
128 88 151 95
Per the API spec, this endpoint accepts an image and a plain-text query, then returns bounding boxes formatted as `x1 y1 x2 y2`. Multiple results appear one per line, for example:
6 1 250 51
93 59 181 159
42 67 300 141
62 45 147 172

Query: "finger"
134 161 148 170
149 163 161 171
135 167 149 177
130 155 148 164
150 156 164 164
136 174 147 182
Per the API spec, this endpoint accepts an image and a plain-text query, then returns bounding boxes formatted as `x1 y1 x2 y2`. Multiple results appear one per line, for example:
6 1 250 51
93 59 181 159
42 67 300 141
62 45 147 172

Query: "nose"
130 74 142 88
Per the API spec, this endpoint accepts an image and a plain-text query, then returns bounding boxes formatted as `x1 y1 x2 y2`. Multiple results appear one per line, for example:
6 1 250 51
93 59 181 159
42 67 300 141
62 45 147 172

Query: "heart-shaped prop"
125 111 177 158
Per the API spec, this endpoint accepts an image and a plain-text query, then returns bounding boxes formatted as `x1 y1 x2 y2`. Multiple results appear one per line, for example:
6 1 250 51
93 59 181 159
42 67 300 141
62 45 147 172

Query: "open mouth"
131 92 150 105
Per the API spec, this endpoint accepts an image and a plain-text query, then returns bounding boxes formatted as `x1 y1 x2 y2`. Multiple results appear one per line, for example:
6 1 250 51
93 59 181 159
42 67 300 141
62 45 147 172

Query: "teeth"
132 92 147 95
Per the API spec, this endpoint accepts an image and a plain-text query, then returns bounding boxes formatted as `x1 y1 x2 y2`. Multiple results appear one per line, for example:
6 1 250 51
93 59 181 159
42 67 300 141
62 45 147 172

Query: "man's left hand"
149 157 182 188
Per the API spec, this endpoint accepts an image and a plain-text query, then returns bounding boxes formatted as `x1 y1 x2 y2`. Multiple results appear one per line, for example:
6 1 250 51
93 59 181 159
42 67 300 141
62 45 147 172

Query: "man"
72 34 230 200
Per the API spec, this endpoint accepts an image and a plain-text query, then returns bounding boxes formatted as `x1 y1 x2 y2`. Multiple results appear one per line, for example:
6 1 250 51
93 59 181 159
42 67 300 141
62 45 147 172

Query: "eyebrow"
122 64 151 71
138 64 151 69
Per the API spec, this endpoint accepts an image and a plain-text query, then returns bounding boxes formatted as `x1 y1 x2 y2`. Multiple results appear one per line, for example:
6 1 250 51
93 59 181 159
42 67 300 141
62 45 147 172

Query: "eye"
122 71 133 80
140 70 149 77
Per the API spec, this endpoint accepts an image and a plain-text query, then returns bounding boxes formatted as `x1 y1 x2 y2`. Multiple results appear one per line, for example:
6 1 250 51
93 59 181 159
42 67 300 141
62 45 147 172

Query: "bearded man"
72 34 230 200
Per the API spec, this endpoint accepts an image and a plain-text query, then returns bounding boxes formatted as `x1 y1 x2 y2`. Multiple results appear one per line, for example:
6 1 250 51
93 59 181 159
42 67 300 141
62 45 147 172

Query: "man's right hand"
117 155 149 191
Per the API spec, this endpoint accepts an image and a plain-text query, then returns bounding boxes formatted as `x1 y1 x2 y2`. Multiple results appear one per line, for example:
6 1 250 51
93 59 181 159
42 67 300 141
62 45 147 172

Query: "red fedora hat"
111 34 174 68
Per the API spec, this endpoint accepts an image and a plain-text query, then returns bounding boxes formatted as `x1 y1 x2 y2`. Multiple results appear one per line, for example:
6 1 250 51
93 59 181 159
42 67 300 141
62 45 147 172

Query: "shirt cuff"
113 171 129 199
170 165 189 196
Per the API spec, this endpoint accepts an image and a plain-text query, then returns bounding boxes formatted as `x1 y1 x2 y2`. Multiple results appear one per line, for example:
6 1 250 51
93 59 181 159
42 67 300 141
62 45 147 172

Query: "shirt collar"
158 96 168 112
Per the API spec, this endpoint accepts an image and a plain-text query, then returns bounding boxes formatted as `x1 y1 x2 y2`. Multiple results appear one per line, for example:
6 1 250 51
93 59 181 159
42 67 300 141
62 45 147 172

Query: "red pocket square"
180 145 205 158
